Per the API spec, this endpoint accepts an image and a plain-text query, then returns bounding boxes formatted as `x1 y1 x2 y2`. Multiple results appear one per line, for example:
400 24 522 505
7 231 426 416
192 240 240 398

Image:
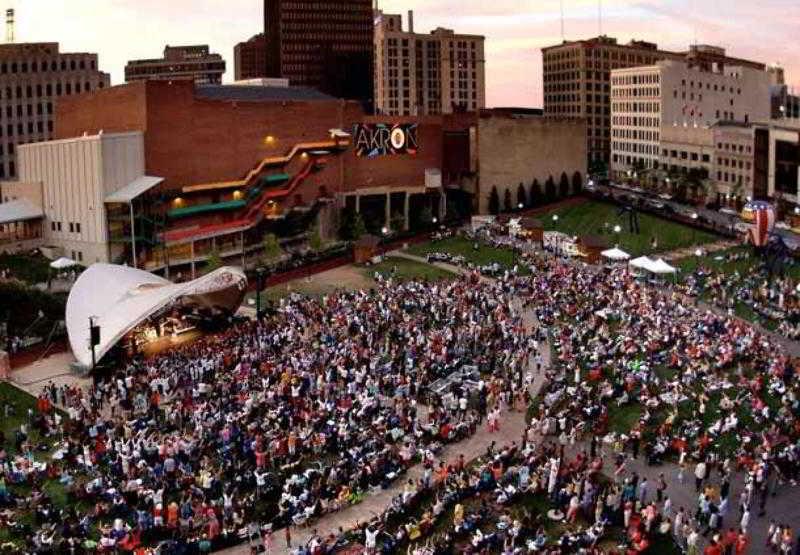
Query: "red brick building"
53 80 463 271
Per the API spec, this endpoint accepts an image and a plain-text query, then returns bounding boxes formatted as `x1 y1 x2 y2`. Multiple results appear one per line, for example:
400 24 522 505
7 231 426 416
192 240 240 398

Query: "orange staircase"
163 157 323 243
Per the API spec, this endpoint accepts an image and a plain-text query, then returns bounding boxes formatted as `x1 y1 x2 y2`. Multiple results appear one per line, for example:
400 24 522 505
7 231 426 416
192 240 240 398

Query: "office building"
125 45 226 85
374 10 485 116
542 36 683 167
610 58 770 171
234 34 267 81
542 38 766 168
0 42 109 180
264 0 374 111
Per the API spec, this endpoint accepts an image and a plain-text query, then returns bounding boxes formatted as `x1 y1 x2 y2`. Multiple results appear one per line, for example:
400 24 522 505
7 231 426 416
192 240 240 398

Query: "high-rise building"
264 0 374 111
374 10 485 116
542 36 685 168
234 34 267 81
0 42 109 179
125 45 226 85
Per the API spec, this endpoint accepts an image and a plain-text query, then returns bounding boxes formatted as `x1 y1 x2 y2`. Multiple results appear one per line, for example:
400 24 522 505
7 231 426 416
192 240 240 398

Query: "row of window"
0 58 96 75
611 73 660 86
49 221 81 234
0 81 102 100
612 86 660 98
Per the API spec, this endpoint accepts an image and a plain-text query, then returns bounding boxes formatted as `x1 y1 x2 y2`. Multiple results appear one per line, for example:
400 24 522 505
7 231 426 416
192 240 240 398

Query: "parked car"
644 199 665 210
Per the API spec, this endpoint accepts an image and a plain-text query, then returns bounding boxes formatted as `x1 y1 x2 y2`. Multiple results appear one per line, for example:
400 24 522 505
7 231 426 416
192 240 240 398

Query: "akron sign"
353 123 419 157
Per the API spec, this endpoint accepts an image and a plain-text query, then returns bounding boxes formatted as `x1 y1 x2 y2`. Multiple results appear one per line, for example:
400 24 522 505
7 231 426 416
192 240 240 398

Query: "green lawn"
406 236 529 273
607 403 643 434
365 256 457 282
539 201 719 256
0 382 72 548
673 246 799 330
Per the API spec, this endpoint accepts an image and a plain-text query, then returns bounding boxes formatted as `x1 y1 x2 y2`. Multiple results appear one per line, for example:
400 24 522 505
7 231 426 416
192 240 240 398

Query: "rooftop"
195 84 336 103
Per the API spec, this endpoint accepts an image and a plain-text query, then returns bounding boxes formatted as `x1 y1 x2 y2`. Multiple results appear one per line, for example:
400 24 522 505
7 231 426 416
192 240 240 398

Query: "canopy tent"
66 263 247 368
50 257 77 270
601 247 631 261
649 258 677 274
629 256 654 271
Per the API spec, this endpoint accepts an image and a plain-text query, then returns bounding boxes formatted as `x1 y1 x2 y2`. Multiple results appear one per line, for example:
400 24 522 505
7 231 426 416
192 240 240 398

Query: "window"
75 223 81 234
69 222 74 233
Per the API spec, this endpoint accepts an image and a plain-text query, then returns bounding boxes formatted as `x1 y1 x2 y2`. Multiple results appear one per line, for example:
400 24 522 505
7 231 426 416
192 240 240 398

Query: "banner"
353 123 418 157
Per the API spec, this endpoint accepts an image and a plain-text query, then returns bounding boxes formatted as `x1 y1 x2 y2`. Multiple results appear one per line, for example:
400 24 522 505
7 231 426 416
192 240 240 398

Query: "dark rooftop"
195 85 336 103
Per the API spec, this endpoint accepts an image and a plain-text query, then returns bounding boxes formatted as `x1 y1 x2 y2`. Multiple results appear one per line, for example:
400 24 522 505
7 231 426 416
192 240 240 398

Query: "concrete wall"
17 132 145 264
476 115 587 214
0 180 42 206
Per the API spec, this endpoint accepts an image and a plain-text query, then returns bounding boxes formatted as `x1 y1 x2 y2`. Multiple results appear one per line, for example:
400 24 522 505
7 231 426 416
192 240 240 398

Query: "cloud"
6 0 797 108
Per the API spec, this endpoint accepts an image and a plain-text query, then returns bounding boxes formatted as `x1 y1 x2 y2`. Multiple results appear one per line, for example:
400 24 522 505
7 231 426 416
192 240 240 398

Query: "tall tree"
545 176 556 201
503 188 513 212
559 172 570 198
572 172 583 195
488 186 500 215
530 179 542 207
516 182 527 209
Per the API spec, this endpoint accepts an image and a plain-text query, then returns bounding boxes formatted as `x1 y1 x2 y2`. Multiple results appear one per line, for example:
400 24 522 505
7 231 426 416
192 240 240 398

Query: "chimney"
5 9 14 44
408 10 414 33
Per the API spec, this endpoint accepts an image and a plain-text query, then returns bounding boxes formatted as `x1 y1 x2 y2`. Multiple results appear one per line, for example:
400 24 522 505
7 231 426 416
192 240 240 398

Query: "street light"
552 214 559 223
694 247 703 272
794 206 800 216
518 202 524 211
432 217 438 224
255 267 267 320
691 212 699 245
613 225 622 234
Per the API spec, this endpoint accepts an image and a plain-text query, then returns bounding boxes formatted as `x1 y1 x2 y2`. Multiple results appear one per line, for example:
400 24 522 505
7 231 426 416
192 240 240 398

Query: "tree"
559 173 570 198
205 250 223 273
339 208 367 241
308 223 324 252
530 179 542 207
488 186 500 215
545 176 556 202
572 172 583 196
262 233 283 266
516 182 527 209
503 188 513 212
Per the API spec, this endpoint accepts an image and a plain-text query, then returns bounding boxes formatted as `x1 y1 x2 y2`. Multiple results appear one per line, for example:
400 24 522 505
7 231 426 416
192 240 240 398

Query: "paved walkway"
659 238 739 261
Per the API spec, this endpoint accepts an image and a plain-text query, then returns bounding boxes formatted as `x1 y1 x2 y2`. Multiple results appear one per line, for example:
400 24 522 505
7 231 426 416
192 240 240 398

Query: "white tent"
649 258 678 275
629 256 654 271
50 257 77 270
66 263 248 368
601 247 631 261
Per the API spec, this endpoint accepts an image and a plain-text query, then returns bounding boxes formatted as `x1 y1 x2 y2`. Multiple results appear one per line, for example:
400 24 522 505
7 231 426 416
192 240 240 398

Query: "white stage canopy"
66 263 247 368
601 247 631 261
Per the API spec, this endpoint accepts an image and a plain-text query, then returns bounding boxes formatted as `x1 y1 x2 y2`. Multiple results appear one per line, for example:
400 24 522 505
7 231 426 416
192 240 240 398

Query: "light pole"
691 212 699 245
694 247 703 273
381 226 389 258
255 267 267 321
613 224 622 247
88 316 100 372
552 214 559 256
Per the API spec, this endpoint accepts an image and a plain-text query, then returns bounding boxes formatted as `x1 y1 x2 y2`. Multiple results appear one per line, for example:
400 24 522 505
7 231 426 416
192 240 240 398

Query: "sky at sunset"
8 0 799 108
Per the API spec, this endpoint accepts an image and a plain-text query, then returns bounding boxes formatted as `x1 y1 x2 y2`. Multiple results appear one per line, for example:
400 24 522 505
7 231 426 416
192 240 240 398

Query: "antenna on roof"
6 8 14 44
560 0 565 41
598 0 603 36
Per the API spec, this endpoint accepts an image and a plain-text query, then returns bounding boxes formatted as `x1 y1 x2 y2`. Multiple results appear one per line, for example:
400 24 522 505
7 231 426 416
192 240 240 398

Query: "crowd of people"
3 222 800 554
680 248 800 339
0 274 535 553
